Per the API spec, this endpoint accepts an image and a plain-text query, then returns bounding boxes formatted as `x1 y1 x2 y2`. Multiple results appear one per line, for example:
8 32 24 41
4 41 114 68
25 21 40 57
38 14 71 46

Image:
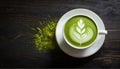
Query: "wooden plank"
0 0 120 68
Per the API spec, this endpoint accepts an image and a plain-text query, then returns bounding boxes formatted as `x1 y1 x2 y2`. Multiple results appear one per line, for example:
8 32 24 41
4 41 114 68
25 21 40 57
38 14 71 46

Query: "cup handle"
98 30 108 35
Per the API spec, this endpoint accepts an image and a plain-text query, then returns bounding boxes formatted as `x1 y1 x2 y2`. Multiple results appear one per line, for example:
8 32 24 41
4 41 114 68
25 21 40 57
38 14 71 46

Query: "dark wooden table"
0 0 120 68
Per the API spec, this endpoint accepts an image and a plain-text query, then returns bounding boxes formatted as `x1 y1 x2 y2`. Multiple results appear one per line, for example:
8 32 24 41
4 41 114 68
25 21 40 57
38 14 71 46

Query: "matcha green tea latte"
64 15 98 48
56 8 108 58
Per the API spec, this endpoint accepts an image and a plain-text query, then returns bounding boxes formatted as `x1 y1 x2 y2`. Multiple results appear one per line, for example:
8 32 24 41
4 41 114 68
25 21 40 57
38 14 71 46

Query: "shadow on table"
49 47 97 68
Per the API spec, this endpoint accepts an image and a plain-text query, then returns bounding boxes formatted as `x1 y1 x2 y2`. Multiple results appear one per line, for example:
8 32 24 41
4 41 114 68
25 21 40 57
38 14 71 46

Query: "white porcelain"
55 8 107 58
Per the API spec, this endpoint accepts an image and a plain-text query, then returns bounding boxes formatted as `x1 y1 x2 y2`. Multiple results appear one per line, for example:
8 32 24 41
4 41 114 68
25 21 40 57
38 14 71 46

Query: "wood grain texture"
0 0 120 68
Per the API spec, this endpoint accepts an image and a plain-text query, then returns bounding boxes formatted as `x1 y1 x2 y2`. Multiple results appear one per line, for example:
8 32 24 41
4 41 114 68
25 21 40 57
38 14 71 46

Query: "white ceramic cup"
63 8 108 49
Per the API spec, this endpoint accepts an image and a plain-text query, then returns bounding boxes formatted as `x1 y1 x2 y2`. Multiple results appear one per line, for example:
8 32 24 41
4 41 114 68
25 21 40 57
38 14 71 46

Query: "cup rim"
63 15 98 49
62 8 107 49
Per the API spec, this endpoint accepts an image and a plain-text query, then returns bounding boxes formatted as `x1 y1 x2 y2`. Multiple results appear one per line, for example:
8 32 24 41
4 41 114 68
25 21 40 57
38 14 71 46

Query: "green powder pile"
32 19 58 51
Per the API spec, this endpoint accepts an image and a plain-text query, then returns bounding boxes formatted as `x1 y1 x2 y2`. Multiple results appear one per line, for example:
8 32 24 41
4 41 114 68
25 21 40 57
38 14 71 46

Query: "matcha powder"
32 19 58 51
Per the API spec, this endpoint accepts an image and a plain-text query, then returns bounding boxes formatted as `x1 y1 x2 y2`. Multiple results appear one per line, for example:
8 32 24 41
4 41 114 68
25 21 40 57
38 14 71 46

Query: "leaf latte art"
69 19 93 45
64 16 98 47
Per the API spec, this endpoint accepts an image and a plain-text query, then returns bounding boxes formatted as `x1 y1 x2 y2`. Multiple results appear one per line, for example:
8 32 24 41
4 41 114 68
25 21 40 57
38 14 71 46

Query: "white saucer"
55 8 107 58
